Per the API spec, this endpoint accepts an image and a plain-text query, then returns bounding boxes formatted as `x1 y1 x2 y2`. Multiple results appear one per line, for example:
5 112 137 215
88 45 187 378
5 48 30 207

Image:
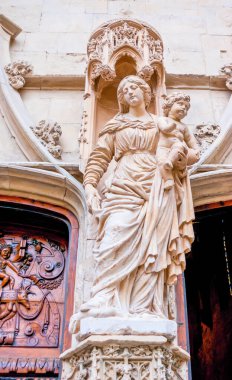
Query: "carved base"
78 317 177 342
60 335 190 380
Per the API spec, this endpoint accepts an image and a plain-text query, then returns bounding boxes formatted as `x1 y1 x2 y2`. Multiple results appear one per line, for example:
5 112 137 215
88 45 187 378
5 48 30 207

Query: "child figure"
158 92 200 190
0 244 17 294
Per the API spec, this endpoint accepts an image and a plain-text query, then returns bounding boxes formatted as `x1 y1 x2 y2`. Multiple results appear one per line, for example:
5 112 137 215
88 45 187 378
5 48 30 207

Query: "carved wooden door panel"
0 202 76 379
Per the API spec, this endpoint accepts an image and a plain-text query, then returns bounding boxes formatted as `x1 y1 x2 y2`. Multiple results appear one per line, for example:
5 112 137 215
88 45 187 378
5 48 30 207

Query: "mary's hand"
85 184 102 214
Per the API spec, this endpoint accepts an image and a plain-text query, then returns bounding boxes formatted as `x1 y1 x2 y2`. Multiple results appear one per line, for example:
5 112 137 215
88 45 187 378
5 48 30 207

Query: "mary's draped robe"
83 114 194 318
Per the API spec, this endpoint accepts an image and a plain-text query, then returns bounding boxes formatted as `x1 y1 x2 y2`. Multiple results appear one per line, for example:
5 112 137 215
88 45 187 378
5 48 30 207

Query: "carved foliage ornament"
87 20 163 86
194 123 221 155
31 120 63 159
0 235 66 348
220 63 232 90
65 344 187 380
5 61 33 89
78 111 88 147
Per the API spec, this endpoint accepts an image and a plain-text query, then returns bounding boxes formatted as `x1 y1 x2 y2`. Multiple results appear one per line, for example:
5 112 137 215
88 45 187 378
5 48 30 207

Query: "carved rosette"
194 123 221 155
5 60 33 89
62 341 189 380
87 20 164 87
31 120 63 159
220 63 232 90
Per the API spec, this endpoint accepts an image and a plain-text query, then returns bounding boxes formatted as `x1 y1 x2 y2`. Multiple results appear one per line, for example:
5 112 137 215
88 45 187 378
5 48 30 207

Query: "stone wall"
1 0 232 76
1 0 231 164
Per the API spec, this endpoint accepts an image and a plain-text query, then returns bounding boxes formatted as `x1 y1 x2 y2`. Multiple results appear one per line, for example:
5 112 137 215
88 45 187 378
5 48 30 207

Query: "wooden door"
0 201 78 379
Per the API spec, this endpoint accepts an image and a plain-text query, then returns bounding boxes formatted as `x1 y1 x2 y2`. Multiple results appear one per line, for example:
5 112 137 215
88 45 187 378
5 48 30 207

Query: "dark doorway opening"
185 206 232 380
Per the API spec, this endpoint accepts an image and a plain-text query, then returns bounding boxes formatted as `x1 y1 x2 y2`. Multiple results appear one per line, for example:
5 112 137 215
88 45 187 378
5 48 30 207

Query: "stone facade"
0 1 232 379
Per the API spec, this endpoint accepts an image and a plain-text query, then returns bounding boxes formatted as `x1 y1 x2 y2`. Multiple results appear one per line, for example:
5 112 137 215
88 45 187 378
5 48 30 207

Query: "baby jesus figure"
158 92 200 190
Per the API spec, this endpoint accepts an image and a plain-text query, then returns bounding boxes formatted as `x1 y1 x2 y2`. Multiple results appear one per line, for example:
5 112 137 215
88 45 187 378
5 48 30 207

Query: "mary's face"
122 82 145 108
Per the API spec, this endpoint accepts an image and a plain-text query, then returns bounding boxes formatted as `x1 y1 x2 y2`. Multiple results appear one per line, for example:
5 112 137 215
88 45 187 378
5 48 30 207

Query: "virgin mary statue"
78 75 199 322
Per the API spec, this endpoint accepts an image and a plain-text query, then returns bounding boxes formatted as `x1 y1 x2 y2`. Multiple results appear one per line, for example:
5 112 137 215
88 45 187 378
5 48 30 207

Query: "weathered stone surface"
61 335 190 380
1 0 231 76
78 317 177 341
1 5 232 380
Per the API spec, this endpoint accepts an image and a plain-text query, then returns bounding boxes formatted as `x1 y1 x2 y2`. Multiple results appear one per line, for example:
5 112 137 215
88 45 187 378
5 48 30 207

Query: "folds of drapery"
90 158 194 314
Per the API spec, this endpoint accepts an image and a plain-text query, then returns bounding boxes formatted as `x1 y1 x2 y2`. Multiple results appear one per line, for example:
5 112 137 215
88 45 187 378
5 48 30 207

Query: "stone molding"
20 74 228 91
191 169 232 207
0 165 86 243
31 120 63 159
0 14 21 39
5 60 33 89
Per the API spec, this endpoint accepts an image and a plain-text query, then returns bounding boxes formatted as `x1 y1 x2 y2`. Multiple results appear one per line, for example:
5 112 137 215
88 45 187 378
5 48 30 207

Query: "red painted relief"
0 234 66 348
0 197 79 378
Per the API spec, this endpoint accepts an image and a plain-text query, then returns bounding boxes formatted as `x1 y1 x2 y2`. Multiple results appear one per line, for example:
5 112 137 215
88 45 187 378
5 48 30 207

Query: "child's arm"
6 261 19 274
184 125 200 165
158 117 176 134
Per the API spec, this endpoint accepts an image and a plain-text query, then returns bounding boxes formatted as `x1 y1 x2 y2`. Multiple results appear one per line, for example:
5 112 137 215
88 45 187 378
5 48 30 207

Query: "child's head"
162 92 190 117
0 244 12 259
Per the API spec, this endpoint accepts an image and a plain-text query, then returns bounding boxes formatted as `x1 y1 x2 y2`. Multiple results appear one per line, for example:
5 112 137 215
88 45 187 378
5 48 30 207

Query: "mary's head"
117 75 151 113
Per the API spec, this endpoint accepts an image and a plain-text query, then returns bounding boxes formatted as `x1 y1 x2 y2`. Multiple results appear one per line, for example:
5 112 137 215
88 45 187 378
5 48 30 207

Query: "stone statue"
71 76 200 333
158 92 200 190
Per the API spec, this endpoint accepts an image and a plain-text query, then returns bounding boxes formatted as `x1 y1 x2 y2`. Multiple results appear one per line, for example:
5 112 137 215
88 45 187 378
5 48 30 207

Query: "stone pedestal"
77 317 177 341
61 335 190 380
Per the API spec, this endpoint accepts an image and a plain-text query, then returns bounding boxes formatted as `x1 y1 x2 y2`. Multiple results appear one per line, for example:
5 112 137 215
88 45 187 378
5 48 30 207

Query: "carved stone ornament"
62 339 189 380
31 120 63 159
78 111 88 147
87 19 164 87
4 60 33 89
90 62 117 86
220 63 232 90
194 123 221 155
